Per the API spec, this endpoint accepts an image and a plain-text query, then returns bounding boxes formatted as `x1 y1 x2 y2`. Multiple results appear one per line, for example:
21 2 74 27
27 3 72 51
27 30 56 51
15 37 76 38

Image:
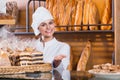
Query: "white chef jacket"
35 37 70 70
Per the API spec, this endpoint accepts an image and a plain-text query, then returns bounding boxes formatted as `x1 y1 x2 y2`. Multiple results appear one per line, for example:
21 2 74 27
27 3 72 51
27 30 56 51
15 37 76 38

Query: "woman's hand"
53 54 66 68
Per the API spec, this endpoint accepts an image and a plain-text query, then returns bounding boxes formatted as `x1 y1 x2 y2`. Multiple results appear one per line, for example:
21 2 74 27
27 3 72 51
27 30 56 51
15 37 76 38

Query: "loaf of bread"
107 17 112 30
77 40 91 71
82 0 91 30
62 1 72 26
70 0 77 31
46 0 54 14
89 2 99 30
74 0 84 31
101 0 111 30
58 0 65 26
52 0 60 31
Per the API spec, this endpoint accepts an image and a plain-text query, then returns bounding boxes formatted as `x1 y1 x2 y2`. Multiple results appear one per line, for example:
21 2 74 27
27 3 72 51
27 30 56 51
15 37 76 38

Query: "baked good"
19 52 32 66
82 0 91 30
107 17 112 30
70 0 77 31
101 0 111 30
89 2 99 30
74 0 84 31
32 51 44 64
61 1 72 31
77 40 91 71
19 51 43 66
62 1 72 26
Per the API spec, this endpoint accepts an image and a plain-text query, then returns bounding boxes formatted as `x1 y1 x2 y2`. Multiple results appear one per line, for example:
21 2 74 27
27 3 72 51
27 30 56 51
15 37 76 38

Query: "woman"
31 7 70 70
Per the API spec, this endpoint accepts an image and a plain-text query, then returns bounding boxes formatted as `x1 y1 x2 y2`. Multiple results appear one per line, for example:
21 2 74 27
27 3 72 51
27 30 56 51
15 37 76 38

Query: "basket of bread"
0 29 52 74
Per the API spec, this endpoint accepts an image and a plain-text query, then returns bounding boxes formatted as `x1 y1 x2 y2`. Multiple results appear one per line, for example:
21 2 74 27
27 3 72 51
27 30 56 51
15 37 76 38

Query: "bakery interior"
0 0 120 80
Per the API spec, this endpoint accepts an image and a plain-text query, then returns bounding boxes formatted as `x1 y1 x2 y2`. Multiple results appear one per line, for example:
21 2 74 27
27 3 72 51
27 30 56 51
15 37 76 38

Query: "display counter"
0 69 119 80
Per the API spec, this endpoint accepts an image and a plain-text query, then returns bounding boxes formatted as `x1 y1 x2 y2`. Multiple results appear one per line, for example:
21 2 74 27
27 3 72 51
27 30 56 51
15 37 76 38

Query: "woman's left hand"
53 54 66 68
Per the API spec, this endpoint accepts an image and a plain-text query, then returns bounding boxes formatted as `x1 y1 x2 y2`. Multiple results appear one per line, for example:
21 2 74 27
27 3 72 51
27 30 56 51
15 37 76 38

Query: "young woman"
31 7 70 70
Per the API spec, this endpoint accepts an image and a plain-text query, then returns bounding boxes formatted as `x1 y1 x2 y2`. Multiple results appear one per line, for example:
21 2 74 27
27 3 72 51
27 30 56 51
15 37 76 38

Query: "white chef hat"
31 7 53 36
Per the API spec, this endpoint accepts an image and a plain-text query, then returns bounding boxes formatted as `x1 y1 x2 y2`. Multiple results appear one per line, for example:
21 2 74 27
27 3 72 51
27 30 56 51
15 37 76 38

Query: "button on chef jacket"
35 37 70 70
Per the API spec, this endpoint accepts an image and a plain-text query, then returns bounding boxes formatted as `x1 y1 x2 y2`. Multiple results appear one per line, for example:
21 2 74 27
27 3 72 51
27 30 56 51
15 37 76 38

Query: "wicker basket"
0 63 52 74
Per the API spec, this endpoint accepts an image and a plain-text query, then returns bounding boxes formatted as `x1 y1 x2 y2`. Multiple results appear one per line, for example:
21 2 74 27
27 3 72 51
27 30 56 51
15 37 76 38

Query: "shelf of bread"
0 14 15 25
46 0 113 32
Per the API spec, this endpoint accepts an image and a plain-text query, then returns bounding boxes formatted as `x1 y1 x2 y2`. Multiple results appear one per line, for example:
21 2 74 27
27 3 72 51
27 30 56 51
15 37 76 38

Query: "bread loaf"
101 0 111 30
58 0 65 26
107 17 112 30
70 0 77 31
62 1 72 26
74 0 84 31
82 0 91 30
77 40 91 71
89 2 99 30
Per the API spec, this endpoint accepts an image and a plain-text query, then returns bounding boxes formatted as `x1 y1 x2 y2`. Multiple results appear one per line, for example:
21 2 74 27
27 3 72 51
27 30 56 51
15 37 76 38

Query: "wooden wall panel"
54 33 114 70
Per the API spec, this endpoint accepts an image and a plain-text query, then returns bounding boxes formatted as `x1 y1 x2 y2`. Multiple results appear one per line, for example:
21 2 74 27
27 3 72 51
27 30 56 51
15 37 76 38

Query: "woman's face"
38 19 55 38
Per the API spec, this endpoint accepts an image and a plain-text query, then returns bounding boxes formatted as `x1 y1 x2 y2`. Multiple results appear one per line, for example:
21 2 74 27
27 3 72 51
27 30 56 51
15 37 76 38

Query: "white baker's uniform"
35 37 70 70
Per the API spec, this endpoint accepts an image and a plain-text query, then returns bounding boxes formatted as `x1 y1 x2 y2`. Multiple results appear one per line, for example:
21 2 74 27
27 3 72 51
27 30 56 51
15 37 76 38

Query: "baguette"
62 1 72 26
52 0 60 31
101 0 111 30
89 2 99 30
74 0 84 31
107 17 112 30
46 0 54 14
70 0 77 31
77 40 91 71
58 0 64 26
82 0 91 30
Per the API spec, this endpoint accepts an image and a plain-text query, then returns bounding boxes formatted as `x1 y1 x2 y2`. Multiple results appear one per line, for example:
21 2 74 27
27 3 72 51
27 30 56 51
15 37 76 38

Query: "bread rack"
14 0 114 35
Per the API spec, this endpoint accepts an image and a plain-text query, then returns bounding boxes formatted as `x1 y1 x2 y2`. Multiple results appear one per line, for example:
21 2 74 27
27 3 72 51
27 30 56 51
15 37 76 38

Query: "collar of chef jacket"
39 37 57 48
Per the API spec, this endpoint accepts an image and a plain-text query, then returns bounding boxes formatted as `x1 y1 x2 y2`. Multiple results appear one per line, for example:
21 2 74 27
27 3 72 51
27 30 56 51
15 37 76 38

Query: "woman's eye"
40 23 46 27
49 21 54 25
